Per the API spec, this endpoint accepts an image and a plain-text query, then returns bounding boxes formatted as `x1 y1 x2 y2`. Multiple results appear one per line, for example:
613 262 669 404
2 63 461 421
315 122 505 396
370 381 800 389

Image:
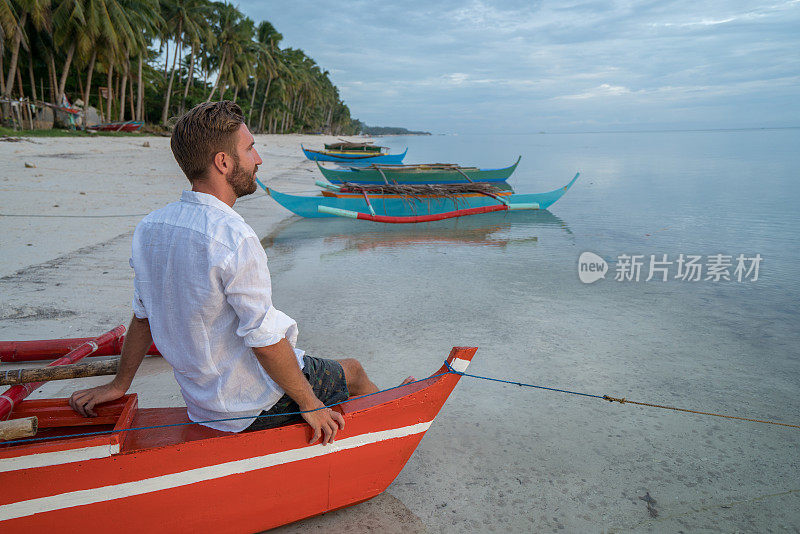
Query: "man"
70 101 385 445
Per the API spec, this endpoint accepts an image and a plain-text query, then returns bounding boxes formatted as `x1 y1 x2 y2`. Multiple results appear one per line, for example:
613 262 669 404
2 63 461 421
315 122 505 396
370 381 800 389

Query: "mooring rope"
443 361 800 429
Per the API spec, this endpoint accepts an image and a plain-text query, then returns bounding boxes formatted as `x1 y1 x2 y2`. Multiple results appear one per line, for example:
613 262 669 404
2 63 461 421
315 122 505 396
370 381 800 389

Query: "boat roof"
325 142 387 150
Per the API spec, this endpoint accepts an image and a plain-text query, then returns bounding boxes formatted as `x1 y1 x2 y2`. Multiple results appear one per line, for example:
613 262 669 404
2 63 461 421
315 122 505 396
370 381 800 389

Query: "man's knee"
339 358 366 384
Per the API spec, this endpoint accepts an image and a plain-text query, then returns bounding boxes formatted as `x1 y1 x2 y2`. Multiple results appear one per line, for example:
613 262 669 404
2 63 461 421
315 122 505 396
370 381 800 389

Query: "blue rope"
444 361 605 400
0 371 450 446
2 364 612 447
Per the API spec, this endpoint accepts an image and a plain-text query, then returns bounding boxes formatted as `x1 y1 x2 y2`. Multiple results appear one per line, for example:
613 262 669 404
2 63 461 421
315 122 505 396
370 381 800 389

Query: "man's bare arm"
252 339 344 445
69 316 152 417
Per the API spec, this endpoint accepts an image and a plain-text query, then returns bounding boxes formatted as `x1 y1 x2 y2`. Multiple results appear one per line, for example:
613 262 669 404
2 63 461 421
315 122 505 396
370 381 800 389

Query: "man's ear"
212 151 229 175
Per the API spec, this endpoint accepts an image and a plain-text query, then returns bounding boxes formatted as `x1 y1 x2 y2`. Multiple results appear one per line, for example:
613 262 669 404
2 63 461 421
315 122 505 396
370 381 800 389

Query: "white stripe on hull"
0 443 120 473
0 421 432 522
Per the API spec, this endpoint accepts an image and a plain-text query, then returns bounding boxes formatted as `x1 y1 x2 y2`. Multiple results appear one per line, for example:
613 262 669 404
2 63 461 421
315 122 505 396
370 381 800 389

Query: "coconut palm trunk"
180 43 196 114
3 12 27 98
119 58 129 121
128 70 135 120
206 49 228 102
257 75 272 132
247 77 258 126
136 56 144 121
83 50 97 123
106 63 114 121
47 54 57 103
161 22 182 125
56 42 76 104
0 53 6 95
27 54 37 101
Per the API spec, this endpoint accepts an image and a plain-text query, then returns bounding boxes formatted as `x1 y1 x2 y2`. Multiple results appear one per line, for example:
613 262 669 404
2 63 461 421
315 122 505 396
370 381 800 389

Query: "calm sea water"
264 130 800 532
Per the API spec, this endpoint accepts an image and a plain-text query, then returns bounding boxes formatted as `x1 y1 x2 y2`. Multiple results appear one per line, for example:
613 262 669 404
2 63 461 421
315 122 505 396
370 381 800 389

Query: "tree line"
0 0 359 134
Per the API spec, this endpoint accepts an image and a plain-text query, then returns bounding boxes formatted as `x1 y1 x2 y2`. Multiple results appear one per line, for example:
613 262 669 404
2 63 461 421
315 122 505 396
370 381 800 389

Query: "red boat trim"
357 204 511 223
0 421 432 521
0 336 160 362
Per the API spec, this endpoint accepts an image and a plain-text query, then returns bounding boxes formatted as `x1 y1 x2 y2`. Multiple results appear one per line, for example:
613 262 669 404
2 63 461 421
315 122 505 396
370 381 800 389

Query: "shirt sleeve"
221 236 299 348
130 257 148 319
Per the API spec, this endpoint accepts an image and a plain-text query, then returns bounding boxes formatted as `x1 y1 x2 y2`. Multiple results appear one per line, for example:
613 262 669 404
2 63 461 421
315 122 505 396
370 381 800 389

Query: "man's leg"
337 358 379 396
338 358 414 397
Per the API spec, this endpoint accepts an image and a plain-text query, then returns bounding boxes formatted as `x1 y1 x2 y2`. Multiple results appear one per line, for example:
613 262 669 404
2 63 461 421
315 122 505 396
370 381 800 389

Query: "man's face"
227 124 263 198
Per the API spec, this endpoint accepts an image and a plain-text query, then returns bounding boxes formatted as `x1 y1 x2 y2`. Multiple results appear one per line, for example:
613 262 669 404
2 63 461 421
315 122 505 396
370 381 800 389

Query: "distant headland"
352 120 432 136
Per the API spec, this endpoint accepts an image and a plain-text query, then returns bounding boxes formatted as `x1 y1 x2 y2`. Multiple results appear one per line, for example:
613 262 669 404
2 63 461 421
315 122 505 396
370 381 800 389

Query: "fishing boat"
302 145 408 164
258 173 579 223
86 121 143 133
0 330 477 533
324 141 382 152
316 157 521 185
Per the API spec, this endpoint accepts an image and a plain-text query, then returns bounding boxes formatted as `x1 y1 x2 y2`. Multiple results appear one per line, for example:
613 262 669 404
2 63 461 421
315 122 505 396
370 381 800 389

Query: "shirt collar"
180 190 244 221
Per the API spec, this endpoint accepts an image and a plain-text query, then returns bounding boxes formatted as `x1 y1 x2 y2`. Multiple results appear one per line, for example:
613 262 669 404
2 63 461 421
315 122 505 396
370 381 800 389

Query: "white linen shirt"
130 190 304 432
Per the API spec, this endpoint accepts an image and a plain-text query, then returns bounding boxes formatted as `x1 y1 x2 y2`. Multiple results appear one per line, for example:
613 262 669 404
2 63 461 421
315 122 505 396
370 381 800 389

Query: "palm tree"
178 0 213 114
3 0 50 99
118 0 161 120
159 0 206 124
205 2 250 102
254 20 281 131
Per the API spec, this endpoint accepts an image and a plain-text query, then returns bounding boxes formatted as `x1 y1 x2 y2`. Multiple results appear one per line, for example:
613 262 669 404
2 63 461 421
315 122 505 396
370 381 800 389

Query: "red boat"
86 121 143 132
0 346 476 533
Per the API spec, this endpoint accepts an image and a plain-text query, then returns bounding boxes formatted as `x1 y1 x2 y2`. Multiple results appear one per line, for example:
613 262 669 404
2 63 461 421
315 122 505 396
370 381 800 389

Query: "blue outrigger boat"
316 157 521 185
256 173 579 223
301 145 408 164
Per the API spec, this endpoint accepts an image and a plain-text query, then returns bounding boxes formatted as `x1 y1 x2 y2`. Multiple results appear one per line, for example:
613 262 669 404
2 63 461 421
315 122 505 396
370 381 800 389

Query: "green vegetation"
0 0 358 134
0 126 146 137
352 120 431 136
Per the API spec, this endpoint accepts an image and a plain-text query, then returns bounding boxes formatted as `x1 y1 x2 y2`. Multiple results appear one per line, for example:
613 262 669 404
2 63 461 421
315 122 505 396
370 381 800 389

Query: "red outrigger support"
0 335 160 362
318 202 540 224
0 326 127 420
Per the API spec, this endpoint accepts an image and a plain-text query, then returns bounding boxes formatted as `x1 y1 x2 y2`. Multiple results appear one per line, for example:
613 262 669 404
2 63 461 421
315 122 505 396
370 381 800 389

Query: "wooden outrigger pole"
0 359 120 386
0 325 126 421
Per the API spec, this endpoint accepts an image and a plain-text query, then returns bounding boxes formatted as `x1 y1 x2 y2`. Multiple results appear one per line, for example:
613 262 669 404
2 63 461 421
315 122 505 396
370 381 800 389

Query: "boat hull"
302 146 407 164
317 157 520 184
86 121 143 132
0 348 476 533
263 173 579 218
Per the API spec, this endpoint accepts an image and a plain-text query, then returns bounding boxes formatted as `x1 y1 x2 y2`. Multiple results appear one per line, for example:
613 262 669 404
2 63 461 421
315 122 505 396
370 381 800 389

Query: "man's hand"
252 339 346 445
69 315 151 417
301 400 345 445
69 382 126 417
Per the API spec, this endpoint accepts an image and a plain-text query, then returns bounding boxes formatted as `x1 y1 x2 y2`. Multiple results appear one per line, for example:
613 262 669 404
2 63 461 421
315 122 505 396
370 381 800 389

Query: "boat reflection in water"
260 210 572 258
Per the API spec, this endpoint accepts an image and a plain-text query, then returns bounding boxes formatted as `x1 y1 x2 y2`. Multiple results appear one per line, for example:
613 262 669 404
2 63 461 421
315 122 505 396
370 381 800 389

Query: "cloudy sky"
237 1 800 133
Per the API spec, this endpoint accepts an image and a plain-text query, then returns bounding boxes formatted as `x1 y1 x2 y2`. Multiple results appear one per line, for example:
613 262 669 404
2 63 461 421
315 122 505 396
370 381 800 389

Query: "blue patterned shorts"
246 355 349 431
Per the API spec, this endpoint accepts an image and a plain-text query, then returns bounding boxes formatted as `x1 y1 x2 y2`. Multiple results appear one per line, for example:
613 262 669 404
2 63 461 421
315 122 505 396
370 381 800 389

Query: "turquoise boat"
316 157 521 185
256 173 579 222
302 145 408 164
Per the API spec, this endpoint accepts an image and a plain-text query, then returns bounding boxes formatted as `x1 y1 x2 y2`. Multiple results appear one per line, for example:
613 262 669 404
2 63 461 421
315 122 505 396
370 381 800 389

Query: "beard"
227 153 258 198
